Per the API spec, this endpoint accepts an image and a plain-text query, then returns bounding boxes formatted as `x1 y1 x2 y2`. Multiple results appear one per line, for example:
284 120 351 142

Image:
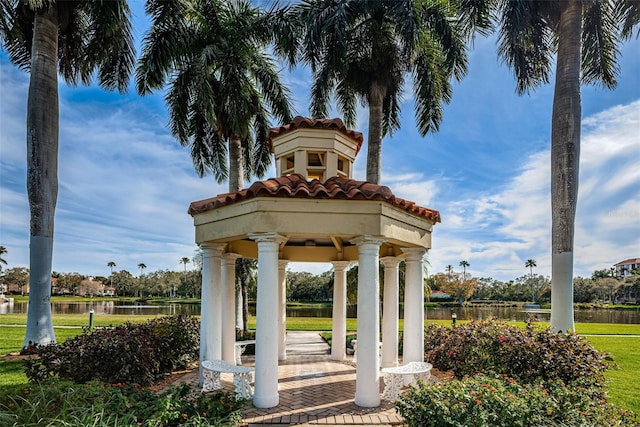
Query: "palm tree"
459 260 470 281
138 263 147 277
180 257 190 273
525 259 537 278
0 246 7 271
494 0 638 332
107 261 116 276
136 0 294 191
138 0 294 335
294 0 484 184
445 264 454 279
1 0 135 349
525 259 537 303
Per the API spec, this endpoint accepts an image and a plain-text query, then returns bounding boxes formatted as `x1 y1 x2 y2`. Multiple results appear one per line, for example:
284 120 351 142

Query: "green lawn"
2 314 639 414
586 336 640 412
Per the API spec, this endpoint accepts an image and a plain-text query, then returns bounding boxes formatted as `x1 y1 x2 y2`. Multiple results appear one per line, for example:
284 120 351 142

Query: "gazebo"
188 116 440 408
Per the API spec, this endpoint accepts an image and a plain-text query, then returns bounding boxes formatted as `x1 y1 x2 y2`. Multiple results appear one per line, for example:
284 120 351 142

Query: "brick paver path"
171 331 413 426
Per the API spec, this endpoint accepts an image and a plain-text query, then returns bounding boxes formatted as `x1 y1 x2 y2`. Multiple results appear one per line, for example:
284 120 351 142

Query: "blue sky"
1 3 638 282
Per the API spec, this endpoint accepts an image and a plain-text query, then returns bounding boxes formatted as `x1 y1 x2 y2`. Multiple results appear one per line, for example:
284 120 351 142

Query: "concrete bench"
235 340 256 365
380 361 432 401
201 359 254 399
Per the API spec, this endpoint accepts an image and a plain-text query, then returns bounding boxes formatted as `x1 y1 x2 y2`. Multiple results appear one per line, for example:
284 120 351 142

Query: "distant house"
102 285 115 296
614 258 640 278
430 290 451 299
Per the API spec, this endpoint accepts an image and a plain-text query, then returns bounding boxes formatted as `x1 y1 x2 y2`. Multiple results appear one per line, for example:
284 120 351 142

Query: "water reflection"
2 301 639 324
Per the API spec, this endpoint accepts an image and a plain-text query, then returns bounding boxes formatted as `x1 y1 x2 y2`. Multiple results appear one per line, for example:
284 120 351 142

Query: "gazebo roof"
189 174 440 223
267 116 364 155
189 174 440 261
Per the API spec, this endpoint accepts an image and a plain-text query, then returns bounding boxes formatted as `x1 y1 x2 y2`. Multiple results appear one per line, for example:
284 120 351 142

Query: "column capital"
200 243 227 255
222 252 241 265
278 260 289 269
380 256 401 268
350 235 386 247
401 247 427 261
248 232 288 245
331 261 351 271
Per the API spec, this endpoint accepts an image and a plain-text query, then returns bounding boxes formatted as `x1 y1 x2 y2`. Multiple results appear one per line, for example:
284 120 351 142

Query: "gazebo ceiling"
189 174 440 262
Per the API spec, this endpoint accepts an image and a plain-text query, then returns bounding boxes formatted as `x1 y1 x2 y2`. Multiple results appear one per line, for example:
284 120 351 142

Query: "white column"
381 256 400 368
235 286 244 331
198 243 226 387
249 232 287 409
402 248 427 364
331 261 350 361
351 235 386 408
222 253 240 364
278 260 289 361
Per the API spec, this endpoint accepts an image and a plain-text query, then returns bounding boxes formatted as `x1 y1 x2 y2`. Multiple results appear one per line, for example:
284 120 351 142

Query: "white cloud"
427 101 639 281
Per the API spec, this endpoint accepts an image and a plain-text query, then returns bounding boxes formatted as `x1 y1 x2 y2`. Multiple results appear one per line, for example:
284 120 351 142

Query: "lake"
2 300 639 324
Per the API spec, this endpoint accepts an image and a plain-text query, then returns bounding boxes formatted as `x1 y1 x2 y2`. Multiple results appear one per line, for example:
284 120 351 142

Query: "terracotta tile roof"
188 174 441 223
267 116 364 154
615 258 640 266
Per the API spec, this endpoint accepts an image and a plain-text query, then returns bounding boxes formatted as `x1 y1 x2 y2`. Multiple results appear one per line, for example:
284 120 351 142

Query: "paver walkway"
171 331 412 426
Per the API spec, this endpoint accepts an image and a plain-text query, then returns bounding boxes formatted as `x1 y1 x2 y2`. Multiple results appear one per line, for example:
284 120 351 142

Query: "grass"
586 336 640 412
2 313 639 413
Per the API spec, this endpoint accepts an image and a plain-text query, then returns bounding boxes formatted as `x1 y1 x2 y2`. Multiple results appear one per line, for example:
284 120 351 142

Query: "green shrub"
424 319 609 391
396 375 638 427
23 315 199 386
0 380 243 427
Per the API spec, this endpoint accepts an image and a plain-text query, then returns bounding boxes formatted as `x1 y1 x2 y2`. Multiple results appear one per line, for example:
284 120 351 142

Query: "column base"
355 394 380 408
253 393 279 408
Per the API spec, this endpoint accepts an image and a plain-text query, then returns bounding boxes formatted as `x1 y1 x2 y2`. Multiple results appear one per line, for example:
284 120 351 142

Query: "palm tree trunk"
366 85 385 184
550 0 582 333
228 137 244 192
23 4 59 349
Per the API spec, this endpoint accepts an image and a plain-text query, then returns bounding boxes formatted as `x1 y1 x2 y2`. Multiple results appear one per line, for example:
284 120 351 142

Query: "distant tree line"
2 263 638 304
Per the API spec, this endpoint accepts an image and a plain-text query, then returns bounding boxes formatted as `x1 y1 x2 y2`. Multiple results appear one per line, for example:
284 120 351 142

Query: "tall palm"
525 259 537 278
294 0 482 184
180 257 191 273
138 0 294 335
525 259 537 303
495 0 637 332
107 261 116 276
445 264 454 279
136 0 294 191
459 260 470 281
138 263 147 277
0 246 7 271
1 0 134 349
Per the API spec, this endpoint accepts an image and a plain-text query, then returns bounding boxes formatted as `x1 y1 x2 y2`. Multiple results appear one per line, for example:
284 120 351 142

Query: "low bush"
0 380 243 427
424 319 609 391
396 375 638 427
24 315 199 386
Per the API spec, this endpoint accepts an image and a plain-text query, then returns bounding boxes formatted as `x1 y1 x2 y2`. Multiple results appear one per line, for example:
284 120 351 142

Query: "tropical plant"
136 0 294 191
445 264 454 278
493 0 639 332
107 261 116 275
459 260 470 281
0 0 135 349
180 257 190 273
525 258 537 302
293 0 487 184
137 0 295 334
138 263 147 277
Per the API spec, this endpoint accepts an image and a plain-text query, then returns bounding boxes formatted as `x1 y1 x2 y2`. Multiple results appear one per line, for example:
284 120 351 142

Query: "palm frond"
582 0 620 89
616 0 640 39
0 0 33 70
83 0 135 92
497 0 553 94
